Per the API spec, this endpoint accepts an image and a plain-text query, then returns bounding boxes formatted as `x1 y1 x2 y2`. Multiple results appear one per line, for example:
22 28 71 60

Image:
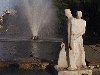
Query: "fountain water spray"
22 0 58 39
0 0 59 39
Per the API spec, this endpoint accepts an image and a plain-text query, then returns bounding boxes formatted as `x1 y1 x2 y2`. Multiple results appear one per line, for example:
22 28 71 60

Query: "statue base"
58 69 92 75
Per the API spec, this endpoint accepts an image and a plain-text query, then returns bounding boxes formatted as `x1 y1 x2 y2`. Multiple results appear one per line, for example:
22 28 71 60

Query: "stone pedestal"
58 69 92 75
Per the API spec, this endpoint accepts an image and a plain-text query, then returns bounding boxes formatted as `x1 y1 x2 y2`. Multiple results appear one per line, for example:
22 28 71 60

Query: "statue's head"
77 11 82 19
65 9 72 18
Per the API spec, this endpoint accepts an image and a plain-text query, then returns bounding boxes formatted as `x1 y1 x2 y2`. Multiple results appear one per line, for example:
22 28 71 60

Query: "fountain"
20 0 59 39
32 36 38 40
0 0 63 68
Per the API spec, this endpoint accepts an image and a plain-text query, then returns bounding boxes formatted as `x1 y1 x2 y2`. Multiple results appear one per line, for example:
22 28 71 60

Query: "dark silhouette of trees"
55 0 100 36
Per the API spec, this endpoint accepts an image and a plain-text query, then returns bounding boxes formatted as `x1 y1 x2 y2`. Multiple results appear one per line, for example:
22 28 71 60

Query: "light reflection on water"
0 40 59 75
0 40 61 62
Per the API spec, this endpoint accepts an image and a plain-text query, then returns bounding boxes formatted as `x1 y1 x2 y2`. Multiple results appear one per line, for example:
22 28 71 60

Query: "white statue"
55 42 68 70
65 9 87 70
76 11 86 68
57 42 68 68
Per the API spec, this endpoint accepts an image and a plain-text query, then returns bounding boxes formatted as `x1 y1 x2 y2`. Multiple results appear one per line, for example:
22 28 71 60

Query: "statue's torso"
71 18 86 36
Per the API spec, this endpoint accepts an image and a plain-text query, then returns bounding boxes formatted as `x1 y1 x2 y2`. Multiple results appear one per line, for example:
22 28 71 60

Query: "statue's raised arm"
65 9 73 50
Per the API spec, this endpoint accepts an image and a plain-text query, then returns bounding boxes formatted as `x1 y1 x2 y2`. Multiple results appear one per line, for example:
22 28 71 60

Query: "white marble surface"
57 42 68 68
65 9 87 70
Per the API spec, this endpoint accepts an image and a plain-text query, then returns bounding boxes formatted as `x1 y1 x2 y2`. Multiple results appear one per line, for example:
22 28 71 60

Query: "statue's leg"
75 41 82 69
69 51 77 70
68 42 77 70
80 39 86 68
81 47 86 66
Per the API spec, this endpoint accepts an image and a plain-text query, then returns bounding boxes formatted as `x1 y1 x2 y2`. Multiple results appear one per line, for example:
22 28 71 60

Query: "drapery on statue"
57 42 68 69
55 42 68 70
65 9 87 70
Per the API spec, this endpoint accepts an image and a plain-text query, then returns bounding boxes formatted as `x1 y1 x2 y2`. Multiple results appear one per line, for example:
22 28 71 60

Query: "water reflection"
0 40 61 62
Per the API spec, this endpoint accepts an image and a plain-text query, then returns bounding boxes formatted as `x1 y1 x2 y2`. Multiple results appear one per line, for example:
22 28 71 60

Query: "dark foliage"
54 0 100 36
